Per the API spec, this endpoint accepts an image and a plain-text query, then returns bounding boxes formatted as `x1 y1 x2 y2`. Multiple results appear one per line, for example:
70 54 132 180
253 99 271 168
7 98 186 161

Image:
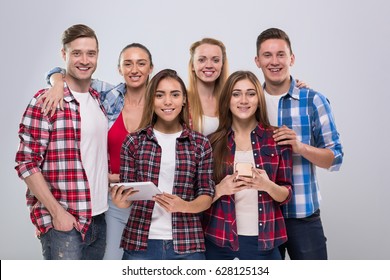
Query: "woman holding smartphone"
202 71 293 260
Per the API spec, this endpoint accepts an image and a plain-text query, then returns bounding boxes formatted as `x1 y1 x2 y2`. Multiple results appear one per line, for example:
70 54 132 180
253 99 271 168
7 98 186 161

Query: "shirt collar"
227 123 266 139
116 83 127 97
63 82 100 103
141 123 192 141
287 76 301 100
263 75 300 101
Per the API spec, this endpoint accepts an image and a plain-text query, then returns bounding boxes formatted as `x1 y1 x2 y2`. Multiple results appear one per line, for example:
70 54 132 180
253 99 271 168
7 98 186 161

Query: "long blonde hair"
187 38 229 133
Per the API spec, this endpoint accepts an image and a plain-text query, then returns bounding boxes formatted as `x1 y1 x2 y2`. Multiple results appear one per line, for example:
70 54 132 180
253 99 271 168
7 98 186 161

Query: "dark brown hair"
256 27 292 55
118 43 153 84
62 24 98 50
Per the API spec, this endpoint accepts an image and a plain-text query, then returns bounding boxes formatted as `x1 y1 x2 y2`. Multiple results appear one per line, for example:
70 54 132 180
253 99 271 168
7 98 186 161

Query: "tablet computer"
110 181 162 201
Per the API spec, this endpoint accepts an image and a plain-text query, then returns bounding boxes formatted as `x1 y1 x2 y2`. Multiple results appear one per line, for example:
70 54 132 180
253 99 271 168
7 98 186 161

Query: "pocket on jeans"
51 227 76 234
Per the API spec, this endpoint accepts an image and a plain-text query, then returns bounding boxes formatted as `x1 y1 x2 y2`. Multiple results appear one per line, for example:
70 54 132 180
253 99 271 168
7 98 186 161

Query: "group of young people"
15 24 343 260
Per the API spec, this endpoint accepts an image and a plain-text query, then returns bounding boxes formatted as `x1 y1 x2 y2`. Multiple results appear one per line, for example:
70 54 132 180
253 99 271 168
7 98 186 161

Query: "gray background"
1 0 389 260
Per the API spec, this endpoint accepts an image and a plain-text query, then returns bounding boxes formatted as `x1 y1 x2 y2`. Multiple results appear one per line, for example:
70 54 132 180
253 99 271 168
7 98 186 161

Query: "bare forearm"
263 181 290 203
24 172 64 217
184 195 212 213
299 144 334 169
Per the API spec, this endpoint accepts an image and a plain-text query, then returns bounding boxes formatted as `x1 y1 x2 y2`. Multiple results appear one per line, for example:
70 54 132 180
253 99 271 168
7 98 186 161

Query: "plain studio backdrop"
0 0 389 260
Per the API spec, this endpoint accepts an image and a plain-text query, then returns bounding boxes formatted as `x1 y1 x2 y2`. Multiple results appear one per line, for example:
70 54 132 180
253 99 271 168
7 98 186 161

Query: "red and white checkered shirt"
15 86 106 238
119 124 215 254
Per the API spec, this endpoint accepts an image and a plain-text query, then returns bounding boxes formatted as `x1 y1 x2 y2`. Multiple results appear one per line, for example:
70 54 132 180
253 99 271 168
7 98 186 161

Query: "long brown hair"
210 71 270 182
187 38 229 133
138 69 190 130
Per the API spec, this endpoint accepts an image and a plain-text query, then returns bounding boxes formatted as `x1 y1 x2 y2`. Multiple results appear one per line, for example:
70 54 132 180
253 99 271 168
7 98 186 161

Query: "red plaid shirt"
119 124 215 253
15 86 106 238
202 124 293 251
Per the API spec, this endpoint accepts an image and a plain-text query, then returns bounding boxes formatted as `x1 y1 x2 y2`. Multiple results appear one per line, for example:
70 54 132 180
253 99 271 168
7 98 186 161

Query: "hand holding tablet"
110 181 162 201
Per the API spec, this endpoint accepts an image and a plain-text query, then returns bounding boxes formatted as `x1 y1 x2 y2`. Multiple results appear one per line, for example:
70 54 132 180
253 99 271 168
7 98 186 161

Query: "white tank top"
202 115 219 136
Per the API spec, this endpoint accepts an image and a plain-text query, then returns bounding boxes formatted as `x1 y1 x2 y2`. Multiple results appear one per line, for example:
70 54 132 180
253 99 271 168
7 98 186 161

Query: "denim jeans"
39 213 106 260
279 209 328 260
122 239 205 260
205 236 282 260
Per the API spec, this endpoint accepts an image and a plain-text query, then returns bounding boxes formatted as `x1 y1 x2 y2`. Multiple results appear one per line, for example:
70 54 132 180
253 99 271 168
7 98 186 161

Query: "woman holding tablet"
111 69 214 260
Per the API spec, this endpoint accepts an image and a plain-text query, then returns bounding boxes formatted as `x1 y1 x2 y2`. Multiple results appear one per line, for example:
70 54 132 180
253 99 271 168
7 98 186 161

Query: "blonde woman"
187 38 229 135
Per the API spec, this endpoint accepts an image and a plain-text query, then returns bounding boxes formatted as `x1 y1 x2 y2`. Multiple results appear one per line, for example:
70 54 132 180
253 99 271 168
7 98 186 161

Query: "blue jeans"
39 213 106 260
205 236 282 260
103 199 130 260
279 209 328 260
122 239 205 260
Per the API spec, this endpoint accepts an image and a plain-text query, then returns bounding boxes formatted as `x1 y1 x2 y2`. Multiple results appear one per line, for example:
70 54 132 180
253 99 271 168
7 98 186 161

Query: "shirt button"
252 142 255 145
259 208 262 211
259 194 262 197
259 223 263 226
256 164 260 168
254 153 257 156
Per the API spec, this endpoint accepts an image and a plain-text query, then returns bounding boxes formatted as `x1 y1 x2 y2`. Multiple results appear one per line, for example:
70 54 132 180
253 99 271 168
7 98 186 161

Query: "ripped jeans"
39 213 106 260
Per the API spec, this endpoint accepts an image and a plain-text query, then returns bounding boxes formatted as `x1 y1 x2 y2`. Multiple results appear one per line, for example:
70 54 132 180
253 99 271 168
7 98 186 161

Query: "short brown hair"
256 28 292 55
62 24 98 50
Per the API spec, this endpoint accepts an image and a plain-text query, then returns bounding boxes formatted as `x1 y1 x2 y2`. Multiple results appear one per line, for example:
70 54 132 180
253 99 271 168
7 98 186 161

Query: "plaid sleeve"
194 135 215 198
312 92 343 171
91 79 116 93
15 90 51 179
275 144 293 205
120 133 137 183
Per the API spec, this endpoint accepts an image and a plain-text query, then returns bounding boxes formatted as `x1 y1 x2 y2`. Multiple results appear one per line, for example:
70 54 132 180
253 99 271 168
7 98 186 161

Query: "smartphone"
234 162 254 178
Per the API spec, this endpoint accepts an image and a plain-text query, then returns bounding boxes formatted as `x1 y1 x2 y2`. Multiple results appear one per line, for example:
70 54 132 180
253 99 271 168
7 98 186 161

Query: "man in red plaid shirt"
15 24 108 260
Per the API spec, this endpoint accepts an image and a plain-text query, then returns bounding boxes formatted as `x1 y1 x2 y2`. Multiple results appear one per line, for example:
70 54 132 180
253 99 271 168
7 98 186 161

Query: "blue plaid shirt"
272 77 343 218
91 80 126 128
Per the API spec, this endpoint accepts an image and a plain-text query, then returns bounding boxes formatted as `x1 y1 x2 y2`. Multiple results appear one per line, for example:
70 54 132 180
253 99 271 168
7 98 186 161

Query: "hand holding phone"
234 162 254 178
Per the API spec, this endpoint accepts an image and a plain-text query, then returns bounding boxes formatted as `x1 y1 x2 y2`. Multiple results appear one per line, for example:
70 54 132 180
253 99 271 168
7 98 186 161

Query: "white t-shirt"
234 150 258 236
148 129 182 240
264 90 287 127
71 90 108 216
